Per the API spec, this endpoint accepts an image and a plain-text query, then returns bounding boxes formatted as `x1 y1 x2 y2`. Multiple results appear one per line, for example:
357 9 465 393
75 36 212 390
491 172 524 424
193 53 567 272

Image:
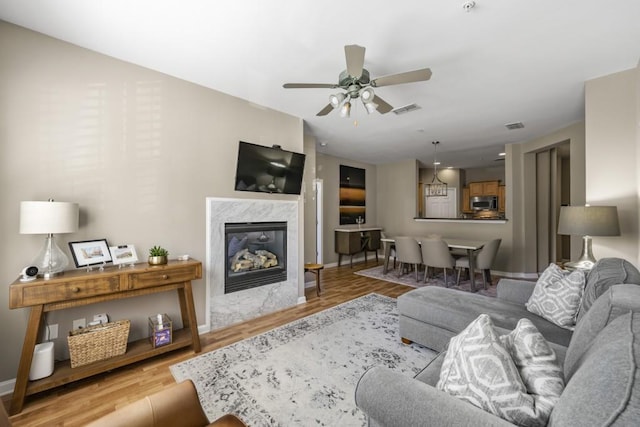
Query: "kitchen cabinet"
469 180 499 197
499 185 506 212
462 187 472 213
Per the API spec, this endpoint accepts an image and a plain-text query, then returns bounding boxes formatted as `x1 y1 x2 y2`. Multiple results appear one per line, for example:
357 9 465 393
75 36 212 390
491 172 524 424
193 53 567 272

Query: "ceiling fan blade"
345 44 366 78
373 95 393 114
316 103 335 116
283 83 339 89
371 68 432 87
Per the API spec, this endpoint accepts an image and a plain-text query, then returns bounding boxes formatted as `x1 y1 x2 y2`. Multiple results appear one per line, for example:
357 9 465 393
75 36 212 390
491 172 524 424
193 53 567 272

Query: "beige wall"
585 66 640 266
507 122 586 273
0 22 304 382
316 153 378 265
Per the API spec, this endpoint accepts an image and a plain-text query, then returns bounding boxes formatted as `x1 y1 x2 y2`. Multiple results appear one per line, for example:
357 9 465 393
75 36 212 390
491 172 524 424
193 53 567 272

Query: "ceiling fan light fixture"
364 101 378 114
340 101 351 118
329 92 345 108
360 87 375 102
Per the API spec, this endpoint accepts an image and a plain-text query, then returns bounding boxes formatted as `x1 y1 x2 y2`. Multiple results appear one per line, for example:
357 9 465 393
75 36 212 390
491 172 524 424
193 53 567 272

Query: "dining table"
381 237 486 292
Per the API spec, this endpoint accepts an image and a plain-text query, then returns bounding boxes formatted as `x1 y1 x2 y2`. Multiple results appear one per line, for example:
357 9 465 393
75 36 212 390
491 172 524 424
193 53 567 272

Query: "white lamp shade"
557 205 620 237
20 201 79 234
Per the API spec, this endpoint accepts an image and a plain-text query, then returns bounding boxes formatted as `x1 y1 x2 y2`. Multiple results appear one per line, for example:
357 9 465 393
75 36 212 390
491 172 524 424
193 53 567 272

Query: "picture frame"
109 244 139 265
69 239 112 268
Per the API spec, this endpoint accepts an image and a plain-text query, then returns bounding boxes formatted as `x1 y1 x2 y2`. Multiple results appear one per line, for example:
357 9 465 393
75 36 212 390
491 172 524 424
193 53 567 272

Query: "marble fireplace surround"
206 197 300 331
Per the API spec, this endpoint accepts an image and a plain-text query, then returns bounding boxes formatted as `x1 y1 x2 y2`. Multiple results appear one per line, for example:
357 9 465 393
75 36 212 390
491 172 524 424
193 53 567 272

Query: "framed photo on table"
109 244 138 265
68 239 112 268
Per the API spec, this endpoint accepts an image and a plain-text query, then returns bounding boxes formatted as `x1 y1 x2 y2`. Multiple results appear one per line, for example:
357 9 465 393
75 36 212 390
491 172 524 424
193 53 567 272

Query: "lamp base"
41 270 65 279
32 234 69 279
565 235 596 271
563 259 595 271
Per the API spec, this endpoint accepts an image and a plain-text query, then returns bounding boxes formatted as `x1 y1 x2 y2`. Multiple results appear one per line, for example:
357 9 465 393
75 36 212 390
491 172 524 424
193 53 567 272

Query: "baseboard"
315 254 368 270
0 378 15 397
297 296 307 304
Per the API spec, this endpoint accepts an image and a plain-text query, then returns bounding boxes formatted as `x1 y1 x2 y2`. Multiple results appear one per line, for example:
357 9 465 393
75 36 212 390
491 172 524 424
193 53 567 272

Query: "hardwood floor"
4 261 414 426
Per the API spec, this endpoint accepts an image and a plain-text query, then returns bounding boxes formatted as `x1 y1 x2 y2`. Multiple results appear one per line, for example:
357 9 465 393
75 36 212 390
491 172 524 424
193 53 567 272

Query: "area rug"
355 265 497 298
170 293 436 426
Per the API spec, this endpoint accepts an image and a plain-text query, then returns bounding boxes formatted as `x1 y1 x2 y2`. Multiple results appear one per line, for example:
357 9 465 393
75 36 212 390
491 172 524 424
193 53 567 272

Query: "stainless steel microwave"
471 196 498 211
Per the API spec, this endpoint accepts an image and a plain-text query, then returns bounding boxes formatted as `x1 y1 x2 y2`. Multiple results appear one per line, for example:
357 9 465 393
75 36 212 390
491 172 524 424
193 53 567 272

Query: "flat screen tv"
234 141 306 195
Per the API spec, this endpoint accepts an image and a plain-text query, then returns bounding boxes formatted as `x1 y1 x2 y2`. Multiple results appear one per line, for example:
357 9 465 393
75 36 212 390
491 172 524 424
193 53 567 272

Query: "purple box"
148 314 172 348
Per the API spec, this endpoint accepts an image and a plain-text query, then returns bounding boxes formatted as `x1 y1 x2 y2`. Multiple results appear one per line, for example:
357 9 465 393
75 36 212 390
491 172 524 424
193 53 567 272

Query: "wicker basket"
68 320 130 368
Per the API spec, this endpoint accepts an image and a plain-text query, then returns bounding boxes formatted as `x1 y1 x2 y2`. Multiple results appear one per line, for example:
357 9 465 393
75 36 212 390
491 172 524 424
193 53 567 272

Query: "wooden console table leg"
10 305 44 415
177 282 201 353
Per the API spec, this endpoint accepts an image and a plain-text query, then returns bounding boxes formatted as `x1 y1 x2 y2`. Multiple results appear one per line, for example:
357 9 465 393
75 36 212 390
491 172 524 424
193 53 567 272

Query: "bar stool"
304 263 324 296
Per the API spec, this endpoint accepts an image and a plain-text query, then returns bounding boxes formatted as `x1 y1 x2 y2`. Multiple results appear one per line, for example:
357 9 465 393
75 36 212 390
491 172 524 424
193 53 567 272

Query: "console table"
8 259 202 415
334 226 382 267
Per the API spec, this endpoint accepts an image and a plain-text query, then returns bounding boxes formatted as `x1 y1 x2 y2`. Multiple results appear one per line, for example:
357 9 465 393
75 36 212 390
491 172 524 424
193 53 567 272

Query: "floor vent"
392 103 421 115
505 122 524 130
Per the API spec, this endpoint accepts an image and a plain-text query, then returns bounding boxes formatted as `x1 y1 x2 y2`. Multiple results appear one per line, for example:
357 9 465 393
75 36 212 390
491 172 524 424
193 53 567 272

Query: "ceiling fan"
283 44 432 117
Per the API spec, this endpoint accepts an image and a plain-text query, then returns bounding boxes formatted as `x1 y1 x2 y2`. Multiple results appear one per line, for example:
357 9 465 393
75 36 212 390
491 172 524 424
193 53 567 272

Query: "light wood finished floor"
4 261 416 427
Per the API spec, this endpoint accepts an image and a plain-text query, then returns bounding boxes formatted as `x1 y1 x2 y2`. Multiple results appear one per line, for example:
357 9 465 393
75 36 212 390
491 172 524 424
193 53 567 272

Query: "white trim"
297 296 307 304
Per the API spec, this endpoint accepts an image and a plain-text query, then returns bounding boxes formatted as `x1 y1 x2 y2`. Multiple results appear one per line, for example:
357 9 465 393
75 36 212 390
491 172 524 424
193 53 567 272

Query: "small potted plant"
148 245 169 265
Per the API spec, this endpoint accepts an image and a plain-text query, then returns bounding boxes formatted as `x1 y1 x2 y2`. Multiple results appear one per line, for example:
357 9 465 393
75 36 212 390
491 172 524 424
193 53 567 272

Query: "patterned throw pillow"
500 318 565 421
526 263 586 330
437 314 559 426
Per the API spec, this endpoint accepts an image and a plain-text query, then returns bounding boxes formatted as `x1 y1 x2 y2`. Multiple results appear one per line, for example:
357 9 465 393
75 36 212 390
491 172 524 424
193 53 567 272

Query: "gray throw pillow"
526 264 586 330
437 314 562 426
500 318 564 417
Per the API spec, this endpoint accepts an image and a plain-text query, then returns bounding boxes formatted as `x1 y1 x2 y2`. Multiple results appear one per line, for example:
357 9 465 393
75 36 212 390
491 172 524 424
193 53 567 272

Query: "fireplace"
207 197 299 331
224 221 287 293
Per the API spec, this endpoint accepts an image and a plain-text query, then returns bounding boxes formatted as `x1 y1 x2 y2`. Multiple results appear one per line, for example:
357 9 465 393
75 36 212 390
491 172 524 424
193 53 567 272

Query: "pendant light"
426 141 447 197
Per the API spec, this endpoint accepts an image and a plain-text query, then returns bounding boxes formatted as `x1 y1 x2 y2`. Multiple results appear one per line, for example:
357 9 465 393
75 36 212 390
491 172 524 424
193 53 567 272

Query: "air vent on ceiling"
505 122 524 130
494 158 505 162
392 103 421 115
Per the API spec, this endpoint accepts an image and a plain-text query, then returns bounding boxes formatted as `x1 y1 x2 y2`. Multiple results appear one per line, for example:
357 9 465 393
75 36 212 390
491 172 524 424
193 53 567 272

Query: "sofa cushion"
577 257 640 322
549 312 640 426
398 286 573 347
525 263 585 330
564 284 640 381
437 314 559 426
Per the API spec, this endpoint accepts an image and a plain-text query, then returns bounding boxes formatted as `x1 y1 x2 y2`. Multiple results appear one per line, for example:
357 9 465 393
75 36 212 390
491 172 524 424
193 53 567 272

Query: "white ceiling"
1 0 639 168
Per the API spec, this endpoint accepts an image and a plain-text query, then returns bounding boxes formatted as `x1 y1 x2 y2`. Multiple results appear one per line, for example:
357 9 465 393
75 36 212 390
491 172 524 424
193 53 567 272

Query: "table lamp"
557 205 620 270
20 199 79 279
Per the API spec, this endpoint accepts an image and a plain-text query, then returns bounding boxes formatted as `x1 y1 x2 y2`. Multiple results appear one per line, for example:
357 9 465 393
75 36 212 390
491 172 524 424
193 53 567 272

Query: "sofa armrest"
355 367 513 427
496 278 537 305
86 380 210 427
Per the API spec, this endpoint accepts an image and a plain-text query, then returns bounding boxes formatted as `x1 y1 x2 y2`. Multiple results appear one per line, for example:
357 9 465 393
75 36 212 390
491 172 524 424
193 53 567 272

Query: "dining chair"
394 236 423 282
420 238 456 286
455 238 502 289
380 231 397 269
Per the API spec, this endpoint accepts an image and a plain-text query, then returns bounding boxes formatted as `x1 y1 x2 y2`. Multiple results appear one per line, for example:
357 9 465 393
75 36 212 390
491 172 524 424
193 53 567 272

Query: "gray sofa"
397 257 640 351
355 283 640 426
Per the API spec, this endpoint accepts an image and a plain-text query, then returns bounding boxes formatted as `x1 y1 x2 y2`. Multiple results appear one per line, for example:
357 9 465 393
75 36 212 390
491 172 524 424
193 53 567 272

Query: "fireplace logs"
230 248 278 272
